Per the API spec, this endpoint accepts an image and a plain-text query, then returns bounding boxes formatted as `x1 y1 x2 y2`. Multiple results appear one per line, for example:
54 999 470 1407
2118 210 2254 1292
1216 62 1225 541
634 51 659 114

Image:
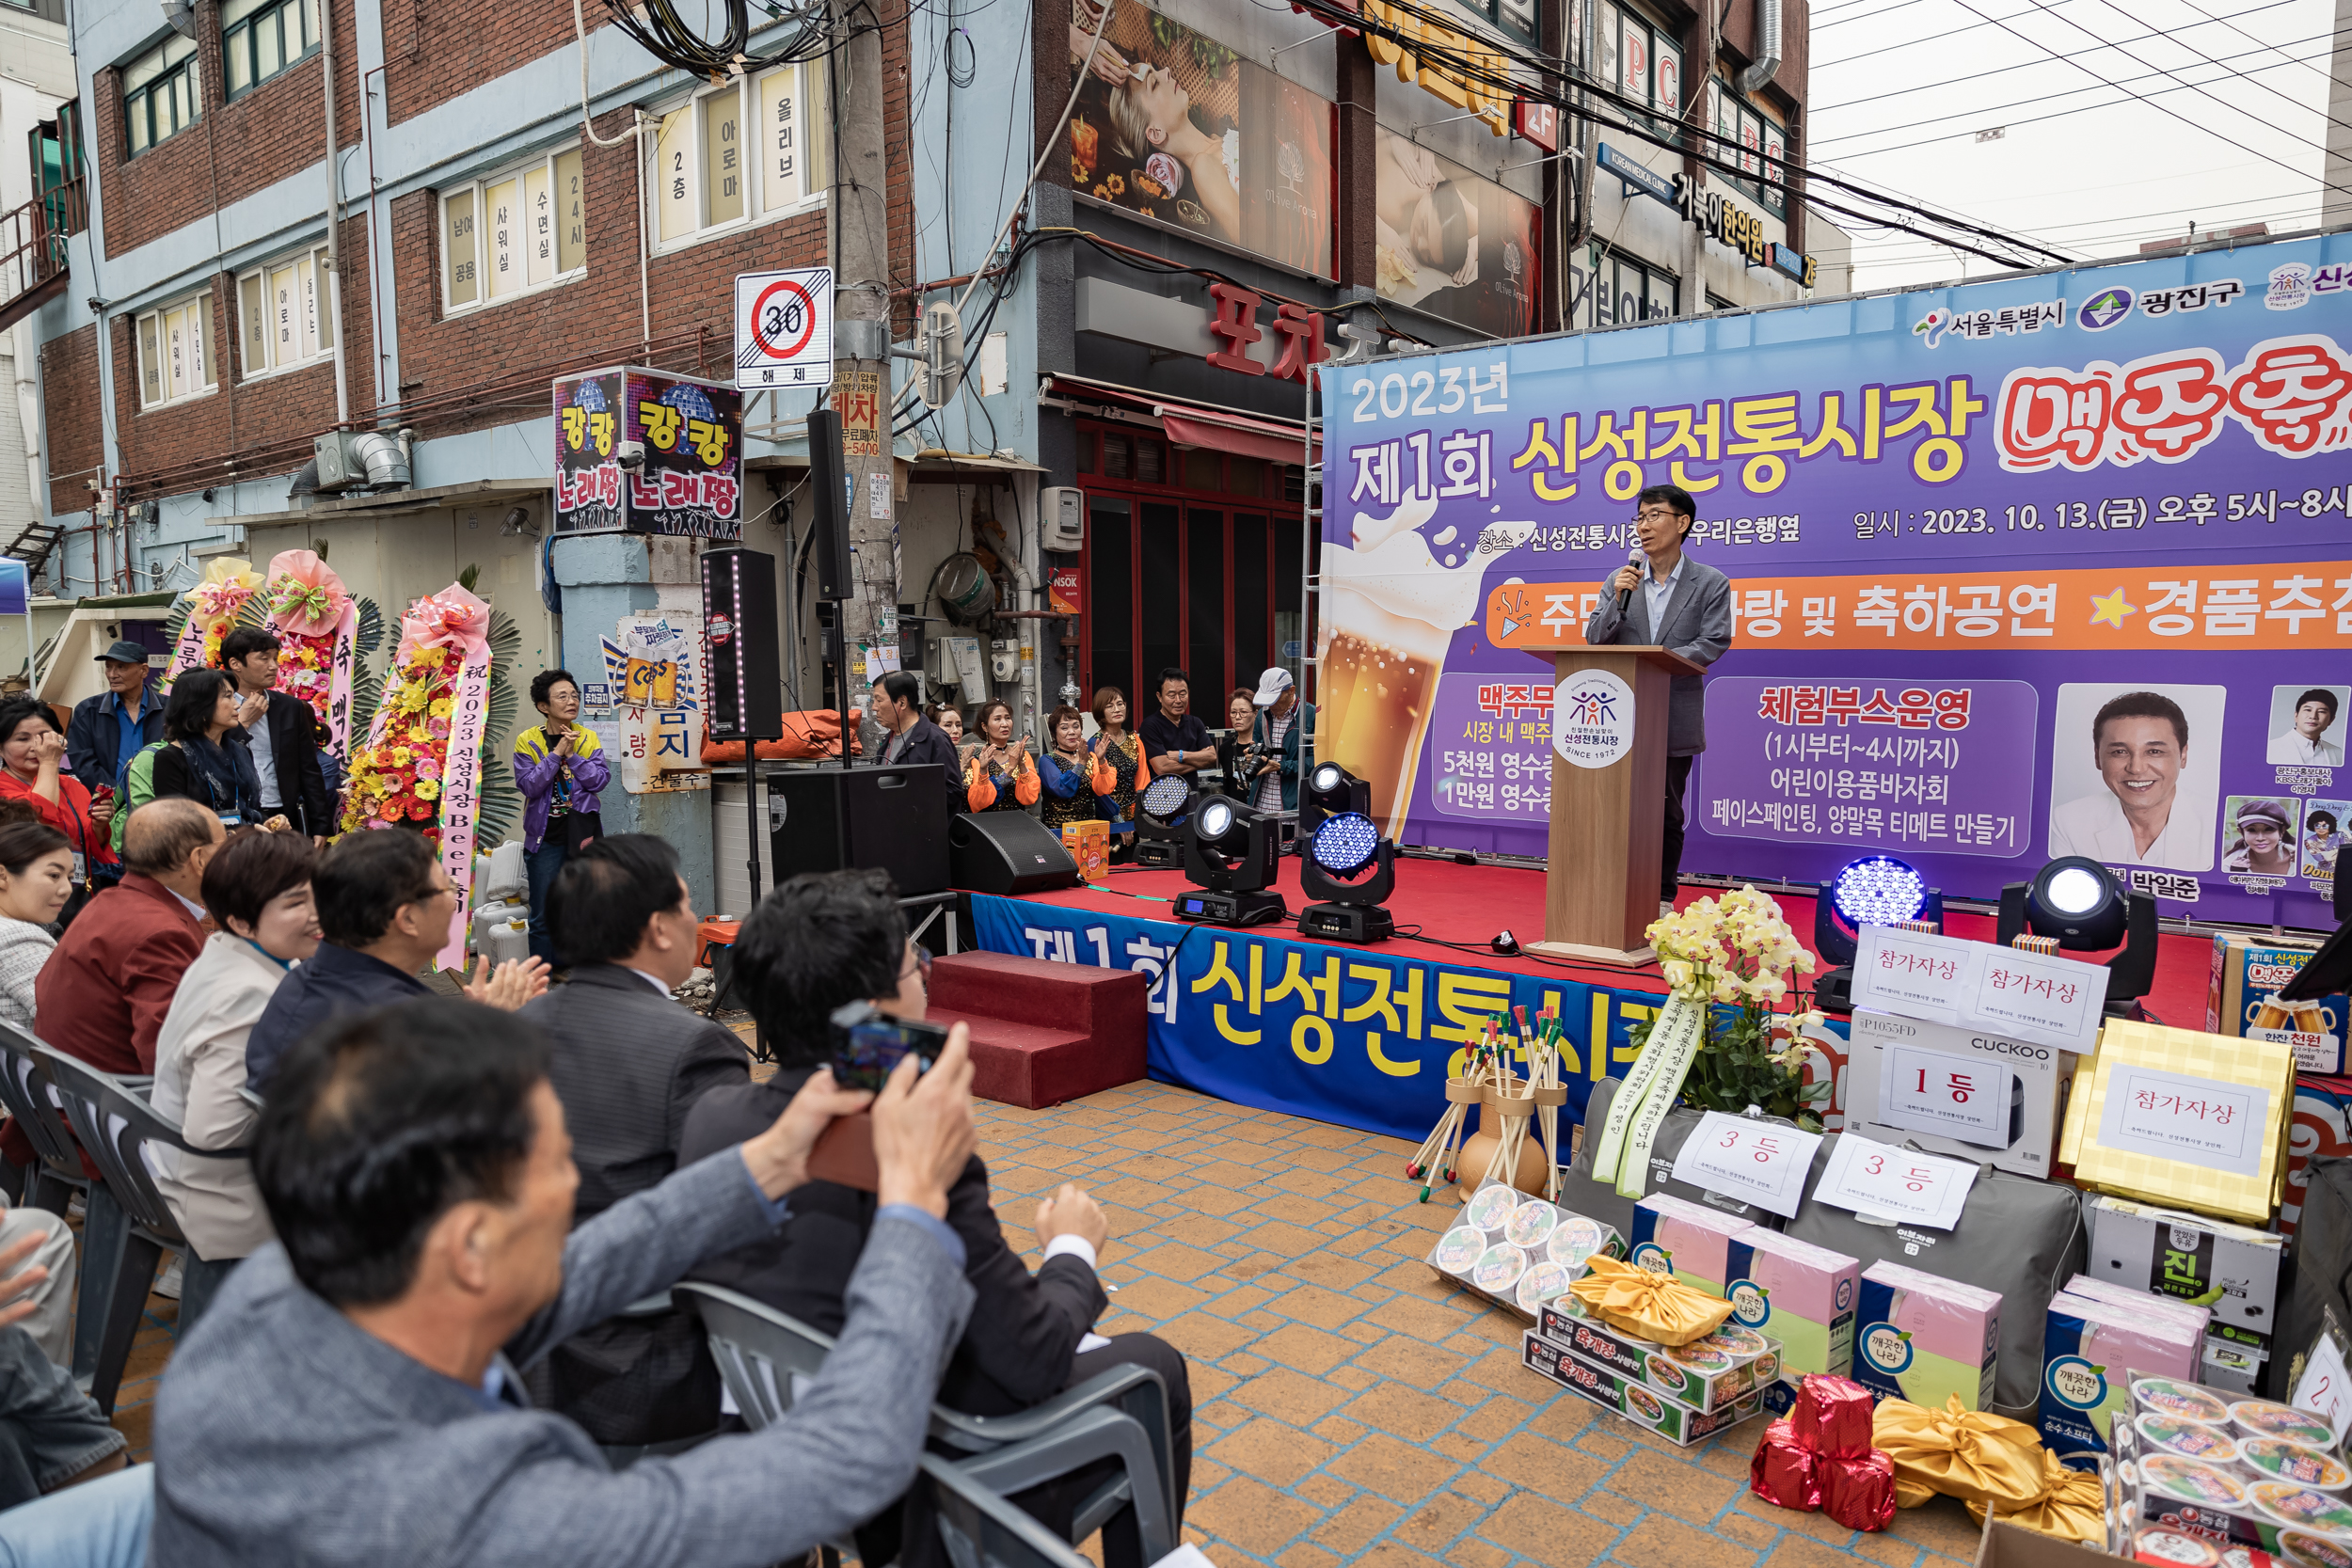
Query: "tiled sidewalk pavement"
977 1079 1989 1568
103 1056 1988 1568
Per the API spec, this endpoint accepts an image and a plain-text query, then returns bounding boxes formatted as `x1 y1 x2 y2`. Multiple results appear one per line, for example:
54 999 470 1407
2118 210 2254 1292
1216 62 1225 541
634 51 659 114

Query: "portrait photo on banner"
2303 800 2347 880
1371 125 1540 339
2221 794 2302 878
1065 0 1334 277
2266 682 2349 768
2046 683 2228 874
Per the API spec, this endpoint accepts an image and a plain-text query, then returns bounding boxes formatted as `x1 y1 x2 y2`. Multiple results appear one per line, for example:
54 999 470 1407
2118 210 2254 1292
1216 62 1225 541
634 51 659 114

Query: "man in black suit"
680 868 1190 1568
869 670 963 804
519 833 751 1443
220 627 334 843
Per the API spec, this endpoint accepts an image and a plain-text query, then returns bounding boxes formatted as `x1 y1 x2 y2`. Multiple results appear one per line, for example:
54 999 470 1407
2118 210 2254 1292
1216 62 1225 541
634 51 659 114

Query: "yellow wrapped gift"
1873 1395 2047 1513
1964 1449 2106 1544
2058 1018 2295 1225
1566 1254 1736 1347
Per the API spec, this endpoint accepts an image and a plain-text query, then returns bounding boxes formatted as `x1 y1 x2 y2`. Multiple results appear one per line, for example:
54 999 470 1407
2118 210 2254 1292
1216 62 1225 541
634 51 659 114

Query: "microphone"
1616 546 1644 614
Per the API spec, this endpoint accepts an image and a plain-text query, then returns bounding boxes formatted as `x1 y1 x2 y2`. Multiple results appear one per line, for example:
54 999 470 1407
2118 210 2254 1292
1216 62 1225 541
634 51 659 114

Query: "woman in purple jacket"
512 670 611 965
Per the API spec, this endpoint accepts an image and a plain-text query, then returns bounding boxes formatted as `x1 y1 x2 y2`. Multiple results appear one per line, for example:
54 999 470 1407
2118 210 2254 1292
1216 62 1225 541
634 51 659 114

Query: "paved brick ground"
103 1063 1990 1568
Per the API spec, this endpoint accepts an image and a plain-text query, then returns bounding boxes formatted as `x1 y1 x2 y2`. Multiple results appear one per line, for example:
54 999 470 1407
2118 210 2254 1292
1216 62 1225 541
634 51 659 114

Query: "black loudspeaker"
769 766 950 895
702 547 782 742
948 812 1082 895
806 408 853 602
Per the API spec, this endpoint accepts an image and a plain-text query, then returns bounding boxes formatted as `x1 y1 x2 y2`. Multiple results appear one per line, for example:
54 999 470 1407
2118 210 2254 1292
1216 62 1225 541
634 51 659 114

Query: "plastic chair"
918 1454 1096 1568
677 1282 1176 1562
35 1048 242 1415
0 1022 87 1216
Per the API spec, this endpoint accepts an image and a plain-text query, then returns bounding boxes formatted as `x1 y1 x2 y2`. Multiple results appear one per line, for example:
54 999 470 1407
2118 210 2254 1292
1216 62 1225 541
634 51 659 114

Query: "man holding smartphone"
680 869 1191 1568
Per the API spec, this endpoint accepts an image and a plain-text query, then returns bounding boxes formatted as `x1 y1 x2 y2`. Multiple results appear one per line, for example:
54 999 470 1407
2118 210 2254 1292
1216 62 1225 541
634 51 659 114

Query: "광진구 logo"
1552 669 1635 769
2077 287 2135 331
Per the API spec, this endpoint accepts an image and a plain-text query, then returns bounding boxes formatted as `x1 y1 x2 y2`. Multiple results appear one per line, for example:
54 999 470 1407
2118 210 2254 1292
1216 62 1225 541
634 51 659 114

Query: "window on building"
136 291 215 408
223 0 318 99
234 244 333 378
1708 76 1786 216
1600 2 1680 128
122 34 199 156
652 60 829 250
439 148 585 312
1574 245 1677 330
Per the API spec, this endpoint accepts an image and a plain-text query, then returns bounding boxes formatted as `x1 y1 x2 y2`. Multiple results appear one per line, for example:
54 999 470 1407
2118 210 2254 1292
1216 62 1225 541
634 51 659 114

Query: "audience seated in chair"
149 994 983 1568
151 831 320 1275
679 868 1193 1568
0 800 219 1179
0 815 74 1035
517 833 751 1443
242 828 548 1095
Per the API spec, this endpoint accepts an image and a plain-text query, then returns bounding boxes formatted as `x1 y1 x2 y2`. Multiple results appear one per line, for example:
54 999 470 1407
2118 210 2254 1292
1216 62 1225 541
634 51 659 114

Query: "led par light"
1135 771 1195 869
1298 810 1397 943
1813 853 1944 1012
1175 795 1287 927
1997 855 2156 1013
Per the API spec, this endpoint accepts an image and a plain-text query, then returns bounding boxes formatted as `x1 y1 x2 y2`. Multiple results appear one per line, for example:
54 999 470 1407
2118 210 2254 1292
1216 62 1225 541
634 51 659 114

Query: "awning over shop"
1040 373 1321 465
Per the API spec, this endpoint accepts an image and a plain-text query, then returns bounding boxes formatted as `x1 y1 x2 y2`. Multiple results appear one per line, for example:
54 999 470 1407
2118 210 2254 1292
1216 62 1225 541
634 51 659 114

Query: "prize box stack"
2107 1371 2352 1568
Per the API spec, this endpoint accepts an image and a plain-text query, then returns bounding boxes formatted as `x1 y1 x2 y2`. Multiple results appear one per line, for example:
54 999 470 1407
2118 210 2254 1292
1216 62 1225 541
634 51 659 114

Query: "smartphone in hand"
827 1000 950 1092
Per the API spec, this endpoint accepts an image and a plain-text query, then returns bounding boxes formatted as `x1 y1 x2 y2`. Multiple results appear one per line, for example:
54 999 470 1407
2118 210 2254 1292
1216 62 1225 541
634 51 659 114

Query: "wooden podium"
1529 645 1705 967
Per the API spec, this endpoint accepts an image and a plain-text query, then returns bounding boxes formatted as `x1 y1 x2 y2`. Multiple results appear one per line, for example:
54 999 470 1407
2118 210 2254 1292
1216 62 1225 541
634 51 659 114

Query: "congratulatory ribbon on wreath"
1586 990 1705 1199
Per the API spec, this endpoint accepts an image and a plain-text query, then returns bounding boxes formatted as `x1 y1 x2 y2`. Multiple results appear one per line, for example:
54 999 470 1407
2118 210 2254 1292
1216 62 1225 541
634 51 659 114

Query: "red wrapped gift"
1749 1418 1820 1513
1819 1449 1898 1533
1792 1374 1876 1460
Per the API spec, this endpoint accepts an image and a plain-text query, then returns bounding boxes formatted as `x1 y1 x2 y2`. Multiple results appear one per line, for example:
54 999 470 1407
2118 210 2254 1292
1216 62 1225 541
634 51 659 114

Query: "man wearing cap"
2267 689 2344 768
65 640 165 800
1247 668 1314 817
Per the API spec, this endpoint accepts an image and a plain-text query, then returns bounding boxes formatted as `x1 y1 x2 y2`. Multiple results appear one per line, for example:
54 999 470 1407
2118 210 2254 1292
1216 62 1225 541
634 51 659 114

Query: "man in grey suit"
147 995 980 1568
1583 483 1734 911
518 834 751 1444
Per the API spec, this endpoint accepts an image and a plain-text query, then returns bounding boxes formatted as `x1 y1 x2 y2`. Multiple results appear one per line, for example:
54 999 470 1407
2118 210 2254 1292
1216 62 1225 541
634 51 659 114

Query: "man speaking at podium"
1582 484 1733 914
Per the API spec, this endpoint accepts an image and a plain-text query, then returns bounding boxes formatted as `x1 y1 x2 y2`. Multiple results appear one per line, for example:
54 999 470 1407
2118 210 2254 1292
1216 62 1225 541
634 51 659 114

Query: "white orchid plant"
1637 886 1831 1130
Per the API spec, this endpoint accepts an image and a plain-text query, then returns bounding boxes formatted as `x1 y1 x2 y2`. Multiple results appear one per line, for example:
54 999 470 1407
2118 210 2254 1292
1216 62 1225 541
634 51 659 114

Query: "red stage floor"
1019 857 2217 1025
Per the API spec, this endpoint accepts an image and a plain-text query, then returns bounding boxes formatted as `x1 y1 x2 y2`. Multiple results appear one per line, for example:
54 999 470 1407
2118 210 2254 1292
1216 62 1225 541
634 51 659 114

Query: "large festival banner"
1317 234 2352 926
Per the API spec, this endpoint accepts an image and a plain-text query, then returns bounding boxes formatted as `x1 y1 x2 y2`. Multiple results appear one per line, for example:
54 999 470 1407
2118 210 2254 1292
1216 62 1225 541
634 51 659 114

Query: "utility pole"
829 0 897 747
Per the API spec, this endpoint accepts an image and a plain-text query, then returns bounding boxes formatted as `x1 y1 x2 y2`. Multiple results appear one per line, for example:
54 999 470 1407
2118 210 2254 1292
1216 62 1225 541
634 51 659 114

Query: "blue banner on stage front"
969 895 1677 1144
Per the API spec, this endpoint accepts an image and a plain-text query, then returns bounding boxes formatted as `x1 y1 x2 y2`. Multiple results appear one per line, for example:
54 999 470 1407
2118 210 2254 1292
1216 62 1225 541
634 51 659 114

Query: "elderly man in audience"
243 828 547 1094
149 996 978 1568
680 868 1193 1568
150 831 320 1321
517 833 750 1444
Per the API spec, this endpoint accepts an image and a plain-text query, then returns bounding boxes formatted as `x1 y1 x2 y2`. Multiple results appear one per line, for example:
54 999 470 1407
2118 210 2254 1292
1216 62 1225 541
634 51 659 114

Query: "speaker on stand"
705 546 784 919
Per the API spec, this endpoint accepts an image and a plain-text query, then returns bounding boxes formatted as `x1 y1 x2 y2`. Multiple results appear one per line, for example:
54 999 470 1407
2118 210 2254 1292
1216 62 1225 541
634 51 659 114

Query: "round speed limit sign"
734 267 834 391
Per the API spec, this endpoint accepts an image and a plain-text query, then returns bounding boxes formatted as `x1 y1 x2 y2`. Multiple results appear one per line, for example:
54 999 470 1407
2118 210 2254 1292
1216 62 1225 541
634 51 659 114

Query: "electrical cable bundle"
594 0 834 75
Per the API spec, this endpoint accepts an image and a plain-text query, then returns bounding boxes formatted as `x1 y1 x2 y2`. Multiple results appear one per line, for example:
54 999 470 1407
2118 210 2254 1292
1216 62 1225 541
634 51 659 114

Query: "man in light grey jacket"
1584 483 1735 910
148 994 980 1568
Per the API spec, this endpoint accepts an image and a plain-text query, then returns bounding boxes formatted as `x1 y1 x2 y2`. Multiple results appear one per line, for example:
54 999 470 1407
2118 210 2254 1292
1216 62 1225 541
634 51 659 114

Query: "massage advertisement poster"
1316 232 2352 925
1065 1 1333 277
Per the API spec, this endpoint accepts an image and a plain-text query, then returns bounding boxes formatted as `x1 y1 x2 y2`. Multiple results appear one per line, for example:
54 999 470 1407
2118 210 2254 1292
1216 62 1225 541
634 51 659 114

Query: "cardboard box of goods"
1725 1227 1861 1382
1844 1008 2075 1179
1426 1184 1622 1321
1853 1259 2003 1412
1535 1298 1782 1415
1521 1330 1764 1446
1629 1192 1754 1297
2040 1290 2207 1462
2209 935 2348 1076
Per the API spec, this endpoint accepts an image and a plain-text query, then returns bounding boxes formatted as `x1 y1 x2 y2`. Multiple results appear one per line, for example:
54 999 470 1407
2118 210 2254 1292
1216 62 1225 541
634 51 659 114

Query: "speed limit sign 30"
734 267 834 392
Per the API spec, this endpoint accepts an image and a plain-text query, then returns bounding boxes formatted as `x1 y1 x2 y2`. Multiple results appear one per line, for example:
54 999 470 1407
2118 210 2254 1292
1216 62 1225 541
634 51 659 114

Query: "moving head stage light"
1299 801 1397 944
1175 796 1287 927
1997 855 2157 1015
1813 853 1944 1013
1135 772 1196 869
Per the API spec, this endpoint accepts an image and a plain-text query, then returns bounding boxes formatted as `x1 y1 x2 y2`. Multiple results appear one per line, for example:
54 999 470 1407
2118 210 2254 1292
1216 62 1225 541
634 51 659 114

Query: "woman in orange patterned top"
1089 686 1140 859
962 699 1041 813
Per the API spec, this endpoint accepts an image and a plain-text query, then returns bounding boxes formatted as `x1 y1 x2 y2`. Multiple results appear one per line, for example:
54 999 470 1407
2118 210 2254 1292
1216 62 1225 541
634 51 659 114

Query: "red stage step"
927 951 1148 1109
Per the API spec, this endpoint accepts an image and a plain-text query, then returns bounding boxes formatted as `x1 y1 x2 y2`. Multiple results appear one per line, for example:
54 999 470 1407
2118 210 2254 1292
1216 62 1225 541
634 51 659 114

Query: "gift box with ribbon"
1748 1376 1897 1530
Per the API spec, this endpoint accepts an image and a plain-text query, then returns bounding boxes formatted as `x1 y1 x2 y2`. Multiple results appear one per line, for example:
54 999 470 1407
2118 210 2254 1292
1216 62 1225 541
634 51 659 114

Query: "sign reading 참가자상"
1315 233 2352 926
554 367 743 538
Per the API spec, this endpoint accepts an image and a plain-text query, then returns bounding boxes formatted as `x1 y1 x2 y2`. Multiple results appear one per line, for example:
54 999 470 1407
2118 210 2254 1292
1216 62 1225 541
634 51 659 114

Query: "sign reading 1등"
735 267 834 392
